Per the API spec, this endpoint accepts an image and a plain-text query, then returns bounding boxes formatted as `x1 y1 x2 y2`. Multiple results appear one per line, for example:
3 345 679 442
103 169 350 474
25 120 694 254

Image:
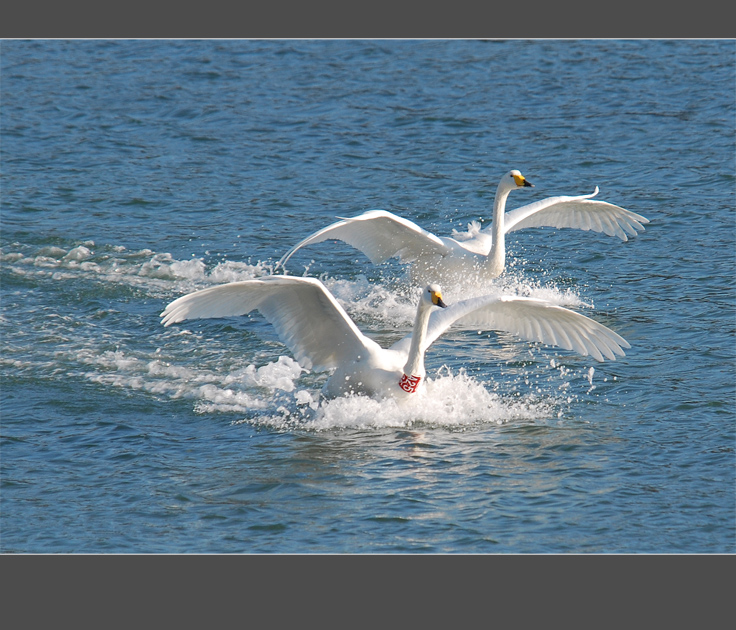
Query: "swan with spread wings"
278 170 648 283
161 275 629 400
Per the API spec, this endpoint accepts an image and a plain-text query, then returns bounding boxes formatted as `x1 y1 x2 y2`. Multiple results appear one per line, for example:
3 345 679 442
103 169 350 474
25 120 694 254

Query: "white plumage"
161 275 629 400
278 170 649 283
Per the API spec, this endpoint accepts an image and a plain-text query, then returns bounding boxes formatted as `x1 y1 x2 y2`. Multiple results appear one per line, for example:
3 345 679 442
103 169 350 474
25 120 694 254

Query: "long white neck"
402 303 433 377
486 183 512 277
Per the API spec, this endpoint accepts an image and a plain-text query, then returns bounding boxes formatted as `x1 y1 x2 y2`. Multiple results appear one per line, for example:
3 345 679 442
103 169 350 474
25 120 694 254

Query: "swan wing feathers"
417 295 630 362
278 210 450 268
504 188 649 241
160 276 376 372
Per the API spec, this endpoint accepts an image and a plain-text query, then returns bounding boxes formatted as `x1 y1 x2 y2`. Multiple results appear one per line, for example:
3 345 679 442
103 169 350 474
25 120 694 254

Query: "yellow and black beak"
513 173 534 188
432 291 448 308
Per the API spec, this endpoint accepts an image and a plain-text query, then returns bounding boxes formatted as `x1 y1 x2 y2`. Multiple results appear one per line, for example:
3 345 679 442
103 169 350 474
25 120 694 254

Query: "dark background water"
1 39 734 553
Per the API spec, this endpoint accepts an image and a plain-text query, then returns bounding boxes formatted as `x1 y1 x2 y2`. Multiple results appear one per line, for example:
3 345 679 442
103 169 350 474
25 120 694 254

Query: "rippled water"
2 39 734 553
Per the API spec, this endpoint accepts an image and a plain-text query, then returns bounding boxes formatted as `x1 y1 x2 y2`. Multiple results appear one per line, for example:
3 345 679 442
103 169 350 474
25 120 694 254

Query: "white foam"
226 356 305 392
65 330 570 431
450 269 593 309
1 242 591 326
323 274 416 326
208 260 275 283
2 241 596 432
233 365 565 432
0 244 276 302
62 245 93 262
37 246 68 259
138 253 207 281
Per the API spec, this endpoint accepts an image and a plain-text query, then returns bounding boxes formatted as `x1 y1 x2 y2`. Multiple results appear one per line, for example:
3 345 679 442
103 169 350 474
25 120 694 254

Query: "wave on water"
0 239 590 309
231 365 577 432
79 345 575 431
2 239 603 431
0 241 277 298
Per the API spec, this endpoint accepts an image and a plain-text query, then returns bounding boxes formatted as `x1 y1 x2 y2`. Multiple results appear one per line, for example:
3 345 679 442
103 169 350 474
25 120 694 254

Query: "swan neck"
487 185 511 276
403 304 432 377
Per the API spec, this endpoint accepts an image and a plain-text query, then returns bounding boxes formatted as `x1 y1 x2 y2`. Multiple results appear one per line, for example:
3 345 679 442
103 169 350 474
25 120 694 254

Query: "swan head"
503 169 534 190
422 284 447 309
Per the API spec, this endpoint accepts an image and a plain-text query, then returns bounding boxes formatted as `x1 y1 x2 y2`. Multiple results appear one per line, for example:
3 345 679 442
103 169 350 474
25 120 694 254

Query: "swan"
160 275 629 400
277 170 649 283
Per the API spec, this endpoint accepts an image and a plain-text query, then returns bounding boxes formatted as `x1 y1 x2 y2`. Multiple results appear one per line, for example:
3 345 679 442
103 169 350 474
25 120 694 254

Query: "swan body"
161 275 629 400
277 170 649 283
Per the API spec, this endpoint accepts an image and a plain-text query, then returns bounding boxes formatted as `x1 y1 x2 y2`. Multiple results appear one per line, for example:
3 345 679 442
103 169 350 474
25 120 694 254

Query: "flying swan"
161 275 629 400
277 170 649 283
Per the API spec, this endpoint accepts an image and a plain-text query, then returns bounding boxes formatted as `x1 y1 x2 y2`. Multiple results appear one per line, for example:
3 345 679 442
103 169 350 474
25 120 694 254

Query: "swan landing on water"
277 170 649 284
161 275 629 401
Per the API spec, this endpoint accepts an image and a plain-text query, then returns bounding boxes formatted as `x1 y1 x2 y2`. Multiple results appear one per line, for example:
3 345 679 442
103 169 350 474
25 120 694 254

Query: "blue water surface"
1 39 734 553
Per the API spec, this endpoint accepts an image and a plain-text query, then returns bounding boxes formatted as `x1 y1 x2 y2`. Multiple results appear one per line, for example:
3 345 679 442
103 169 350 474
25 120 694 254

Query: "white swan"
161 275 629 400
277 170 649 283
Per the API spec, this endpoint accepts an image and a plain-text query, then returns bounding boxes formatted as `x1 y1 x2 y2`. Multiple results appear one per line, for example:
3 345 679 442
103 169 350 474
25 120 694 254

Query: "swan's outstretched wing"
504 188 649 241
278 210 451 269
161 276 378 371
391 294 630 362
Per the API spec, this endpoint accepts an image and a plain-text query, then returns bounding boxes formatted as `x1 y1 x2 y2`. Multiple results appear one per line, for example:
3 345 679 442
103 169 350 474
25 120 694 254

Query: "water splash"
1 242 276 299
233 365 566 432
2 240 599 432
586 366 596 393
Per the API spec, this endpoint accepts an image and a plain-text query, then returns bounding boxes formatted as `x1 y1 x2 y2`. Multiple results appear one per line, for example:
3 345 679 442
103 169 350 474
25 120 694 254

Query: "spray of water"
2 241 603 431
